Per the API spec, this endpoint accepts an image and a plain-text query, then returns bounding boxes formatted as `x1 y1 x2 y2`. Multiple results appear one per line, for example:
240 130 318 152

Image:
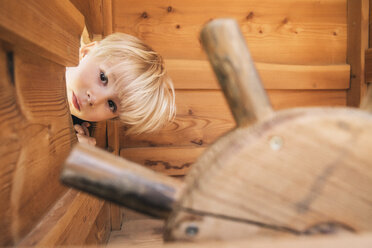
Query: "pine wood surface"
19 190 108 246
167 59 350 90
70 0 104 36
108 208 164 247
346 0 369 106
105 232 372 248
120 147 206 176
0 47 76 245
0 0 84 66
112 0 346 64
120 90 347 148
166 107 372 241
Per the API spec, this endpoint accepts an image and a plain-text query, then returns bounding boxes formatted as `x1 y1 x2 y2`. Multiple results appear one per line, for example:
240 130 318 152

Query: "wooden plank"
85 202 111 245
105 233 372 248
107 119 120 155
346 0 369 106
110 204 123 231
119 90 347 148
19 190 107 246
70 0 104 36
0 0 84 66
108 208 164 247
120 146 206 176
103 0 113 36
0 48 76 245
366 48 372 83
91 121 107 148
167 59 351 90
113 0 347 64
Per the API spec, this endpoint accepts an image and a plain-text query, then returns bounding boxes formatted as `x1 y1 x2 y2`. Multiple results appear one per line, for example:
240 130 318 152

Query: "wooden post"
61 143 184 219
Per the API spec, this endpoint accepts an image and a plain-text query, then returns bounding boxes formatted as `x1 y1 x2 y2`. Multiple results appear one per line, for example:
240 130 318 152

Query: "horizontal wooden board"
119 90 347 148
113 0 347 64
19 190 107 246
366 48 372 83
166 60 350 90
0 0 84 66
120 146 206 176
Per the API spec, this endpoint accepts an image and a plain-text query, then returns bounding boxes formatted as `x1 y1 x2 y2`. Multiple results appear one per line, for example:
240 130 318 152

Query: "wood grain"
85 201 111 245
106 233 372 248
365 48 372 84
166 108 372 241
61 143 185 219
110 204 123 231
201 19 273 127
0 48 76 245
113 0 346 64
0 0 84 66
120 90 347 148
70 0 103 36
108 208 164 247
346 0 369 106
120 146 206 176
167 59 350 90
19 189 106 246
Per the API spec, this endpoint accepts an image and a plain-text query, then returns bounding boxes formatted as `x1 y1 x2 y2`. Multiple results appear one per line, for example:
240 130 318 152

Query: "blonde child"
65 33 176 145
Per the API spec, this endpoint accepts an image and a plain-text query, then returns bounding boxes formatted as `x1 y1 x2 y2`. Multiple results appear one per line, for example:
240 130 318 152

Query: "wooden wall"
0 1 111 246
108 0 352 176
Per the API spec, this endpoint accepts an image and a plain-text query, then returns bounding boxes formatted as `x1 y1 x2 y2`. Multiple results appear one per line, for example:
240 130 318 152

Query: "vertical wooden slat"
347 0 369 106
103 0 113 36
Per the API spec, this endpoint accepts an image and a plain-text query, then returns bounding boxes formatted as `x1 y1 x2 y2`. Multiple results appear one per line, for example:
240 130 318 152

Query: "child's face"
66 51 120 122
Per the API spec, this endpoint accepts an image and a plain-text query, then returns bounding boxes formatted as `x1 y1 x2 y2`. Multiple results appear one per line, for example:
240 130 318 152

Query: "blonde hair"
90 33 176 135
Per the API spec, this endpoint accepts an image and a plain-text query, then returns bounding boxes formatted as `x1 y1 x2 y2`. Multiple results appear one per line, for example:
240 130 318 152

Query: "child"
65 33 176 145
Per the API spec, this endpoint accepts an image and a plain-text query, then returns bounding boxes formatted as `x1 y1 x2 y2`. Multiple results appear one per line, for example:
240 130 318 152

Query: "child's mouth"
72 92 81 111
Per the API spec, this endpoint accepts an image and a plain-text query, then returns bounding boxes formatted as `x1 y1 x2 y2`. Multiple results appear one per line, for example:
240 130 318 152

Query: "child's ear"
79 41 99 61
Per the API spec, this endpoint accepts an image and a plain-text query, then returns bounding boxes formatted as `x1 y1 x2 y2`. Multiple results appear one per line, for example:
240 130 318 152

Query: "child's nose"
87 91 96 106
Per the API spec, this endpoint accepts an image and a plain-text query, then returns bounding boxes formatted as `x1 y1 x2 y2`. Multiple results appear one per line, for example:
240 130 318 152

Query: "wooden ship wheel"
62 19 372 243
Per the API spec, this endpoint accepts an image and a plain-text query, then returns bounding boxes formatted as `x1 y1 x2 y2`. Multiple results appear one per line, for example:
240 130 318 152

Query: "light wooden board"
19 190 107 246
166 108 372 240
0 48 76 245
85 201 111 245
167 60 350 90
113 0 346 64
0 0 84 66
108 208 164 247
105 233 372 248
346 0 369 106
119 90 347 148
120 146 206 176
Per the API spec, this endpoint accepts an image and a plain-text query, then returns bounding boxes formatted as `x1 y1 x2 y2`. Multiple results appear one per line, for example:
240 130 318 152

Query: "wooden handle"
200 19 273 127
60 143 184 219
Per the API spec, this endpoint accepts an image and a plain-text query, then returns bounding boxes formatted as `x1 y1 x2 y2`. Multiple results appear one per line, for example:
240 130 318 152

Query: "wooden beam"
347 0 369 106
70 0 103 37
0 0 84 66
167 60 351 90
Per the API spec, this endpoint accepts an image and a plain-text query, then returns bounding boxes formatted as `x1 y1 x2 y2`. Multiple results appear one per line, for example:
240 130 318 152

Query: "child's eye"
108 100 117 113
100 72 108 84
